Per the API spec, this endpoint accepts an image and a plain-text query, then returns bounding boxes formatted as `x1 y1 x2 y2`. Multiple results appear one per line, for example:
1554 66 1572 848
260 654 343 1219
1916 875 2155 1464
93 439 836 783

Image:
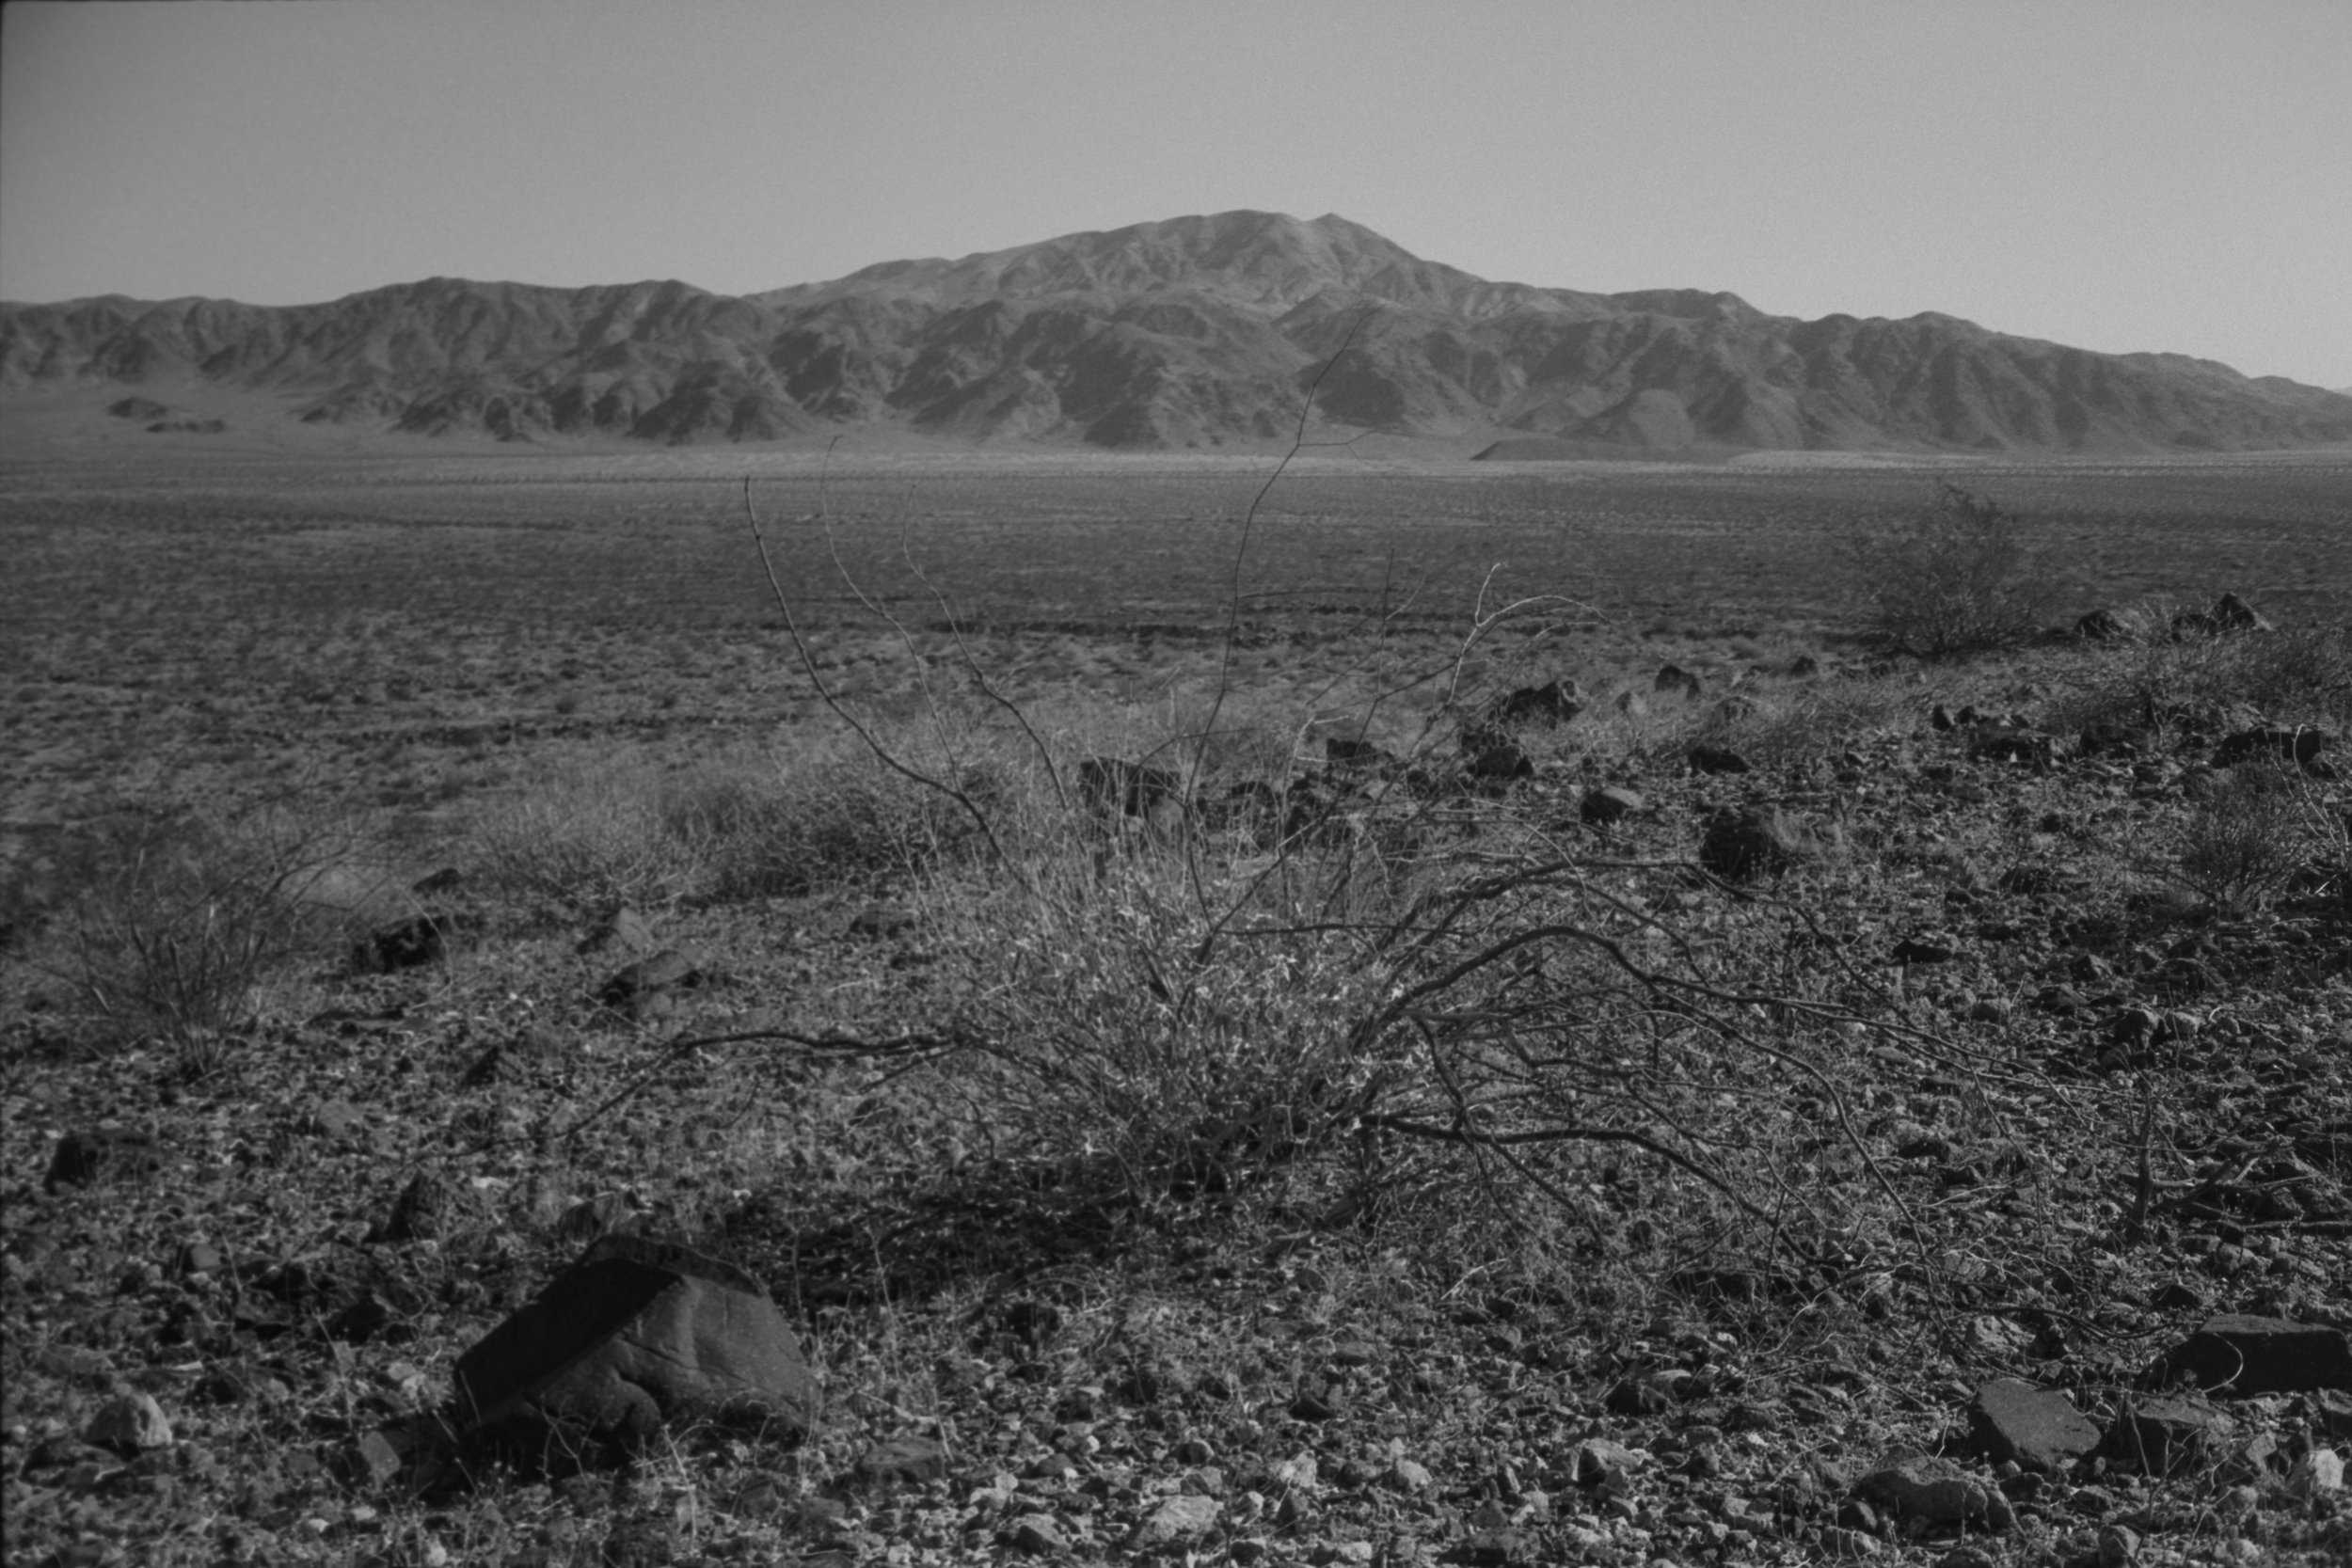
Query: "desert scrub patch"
1846 483 2068 660
2164 760 2332 913
22 802 389 1065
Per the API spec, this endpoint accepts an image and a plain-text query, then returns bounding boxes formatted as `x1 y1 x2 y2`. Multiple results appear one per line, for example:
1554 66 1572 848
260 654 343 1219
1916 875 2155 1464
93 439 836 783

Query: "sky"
4 1 2348 388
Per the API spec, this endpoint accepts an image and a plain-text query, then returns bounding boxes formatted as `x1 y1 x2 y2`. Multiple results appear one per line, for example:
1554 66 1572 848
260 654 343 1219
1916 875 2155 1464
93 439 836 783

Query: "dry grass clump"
2055 611 2352 737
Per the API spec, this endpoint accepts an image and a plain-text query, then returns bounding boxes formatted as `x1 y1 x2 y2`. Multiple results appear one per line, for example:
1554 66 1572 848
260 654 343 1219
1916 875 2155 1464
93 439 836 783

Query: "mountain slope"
6 211 2348 452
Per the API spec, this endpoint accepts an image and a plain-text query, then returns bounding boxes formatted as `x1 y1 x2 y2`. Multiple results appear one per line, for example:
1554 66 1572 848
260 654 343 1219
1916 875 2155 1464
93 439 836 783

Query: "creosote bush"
1851 483 2061 659
33 806 380 1064
2169 760 2328 913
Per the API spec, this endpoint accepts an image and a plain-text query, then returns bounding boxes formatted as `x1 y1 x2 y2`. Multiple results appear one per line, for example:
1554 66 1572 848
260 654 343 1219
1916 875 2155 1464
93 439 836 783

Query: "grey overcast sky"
4 1 2347 388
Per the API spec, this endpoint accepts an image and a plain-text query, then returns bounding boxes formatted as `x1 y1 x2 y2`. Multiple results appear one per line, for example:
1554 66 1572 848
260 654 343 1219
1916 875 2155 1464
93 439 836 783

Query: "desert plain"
3 422 2350 1567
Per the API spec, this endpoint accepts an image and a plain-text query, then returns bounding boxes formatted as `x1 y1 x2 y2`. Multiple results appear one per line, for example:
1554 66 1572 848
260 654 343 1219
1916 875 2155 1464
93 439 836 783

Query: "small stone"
349 1429 404 1486
853 1435 948 1489
1820 1525 1882 1558
1854 1451 1993 1526
1579 785 1645 825
2287 1449 2344 1498
1385 1457 1434 1493
1006 1514 1065 1553
86 1393 172 1453
1128 1493 1218 1548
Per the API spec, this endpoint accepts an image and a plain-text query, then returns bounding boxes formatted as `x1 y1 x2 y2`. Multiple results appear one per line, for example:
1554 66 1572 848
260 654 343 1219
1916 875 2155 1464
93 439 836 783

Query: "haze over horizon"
4 1 2347 390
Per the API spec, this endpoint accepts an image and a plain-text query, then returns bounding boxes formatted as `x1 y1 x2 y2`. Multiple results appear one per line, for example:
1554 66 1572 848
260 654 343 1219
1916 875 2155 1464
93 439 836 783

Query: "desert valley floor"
3 432 2350 1568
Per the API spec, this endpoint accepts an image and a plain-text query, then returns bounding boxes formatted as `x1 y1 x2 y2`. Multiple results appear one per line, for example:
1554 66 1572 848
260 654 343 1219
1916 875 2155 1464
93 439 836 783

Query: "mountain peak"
7 214 2347 453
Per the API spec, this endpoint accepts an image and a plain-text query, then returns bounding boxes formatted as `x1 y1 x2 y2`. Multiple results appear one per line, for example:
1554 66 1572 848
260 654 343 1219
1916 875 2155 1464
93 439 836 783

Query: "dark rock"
2156 1315 2352 1395
453 1233 817 1468
851 1434 948 1489
1699 805 1824 881
2079 721 2150 757
374 1171 452 1244
1605 1377 1670 1417
2101 1394 2233 1475
45 1128 161 1192
1969 724 2058 766
1289 1385 1343 1421
1492 680 1582 726
555 1192 641 1244
324 1291 396 1344
2210 593 2273 634
1077 756 1186 818
847 904 917 940
1968 1379 2101 1475
597 948 705 1009
1579 785 1645 825
351 913 466 974
2213 725 2333 771
1464 736 1534 783
1688 744 1753 775
1325 736 1392 770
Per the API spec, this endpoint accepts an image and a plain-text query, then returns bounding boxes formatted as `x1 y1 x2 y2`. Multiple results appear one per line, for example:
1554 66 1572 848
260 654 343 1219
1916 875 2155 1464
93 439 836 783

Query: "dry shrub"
2055 612 2352 739
1850 483 2062 659
2168 761 2327 913
32 806 378 1064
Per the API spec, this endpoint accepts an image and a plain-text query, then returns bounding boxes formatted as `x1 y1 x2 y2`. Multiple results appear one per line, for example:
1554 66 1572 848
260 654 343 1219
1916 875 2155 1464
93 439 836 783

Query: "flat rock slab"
454 1233 816 1468
1854 1451 1994 1526
2158 1315 2352 1396
1970 1379 2101 1475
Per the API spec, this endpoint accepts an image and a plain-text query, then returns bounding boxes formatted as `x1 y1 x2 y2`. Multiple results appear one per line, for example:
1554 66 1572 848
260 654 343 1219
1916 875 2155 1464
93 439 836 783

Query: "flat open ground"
5 441 2346 855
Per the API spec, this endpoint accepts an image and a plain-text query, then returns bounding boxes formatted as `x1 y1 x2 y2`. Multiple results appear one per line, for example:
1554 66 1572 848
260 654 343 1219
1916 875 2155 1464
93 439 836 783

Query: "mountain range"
6 210 2349 454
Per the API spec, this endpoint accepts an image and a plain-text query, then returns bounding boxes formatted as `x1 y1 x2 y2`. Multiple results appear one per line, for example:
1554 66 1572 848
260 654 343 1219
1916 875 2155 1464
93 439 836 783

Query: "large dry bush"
1849 483 2063 659
24 804 389 1069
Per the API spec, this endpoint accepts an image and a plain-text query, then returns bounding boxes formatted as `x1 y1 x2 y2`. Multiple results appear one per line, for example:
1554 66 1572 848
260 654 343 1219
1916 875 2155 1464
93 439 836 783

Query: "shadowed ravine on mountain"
6 211 2350 453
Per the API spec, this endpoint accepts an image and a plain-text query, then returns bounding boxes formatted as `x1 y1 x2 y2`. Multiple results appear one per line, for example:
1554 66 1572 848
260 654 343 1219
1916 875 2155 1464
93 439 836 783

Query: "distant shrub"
2168 761 2321 912
38 808 366 1068
1851 484 2060 659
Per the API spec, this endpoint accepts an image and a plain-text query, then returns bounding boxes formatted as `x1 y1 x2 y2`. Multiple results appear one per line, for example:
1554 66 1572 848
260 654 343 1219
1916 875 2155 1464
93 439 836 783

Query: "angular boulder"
2156 1315 2352 1396
453 1233 818 1468
1968 1379 2101 1475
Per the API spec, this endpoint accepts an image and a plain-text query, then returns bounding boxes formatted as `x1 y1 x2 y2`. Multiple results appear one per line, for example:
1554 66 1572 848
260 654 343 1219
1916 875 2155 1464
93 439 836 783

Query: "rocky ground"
5 612 2351 1568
